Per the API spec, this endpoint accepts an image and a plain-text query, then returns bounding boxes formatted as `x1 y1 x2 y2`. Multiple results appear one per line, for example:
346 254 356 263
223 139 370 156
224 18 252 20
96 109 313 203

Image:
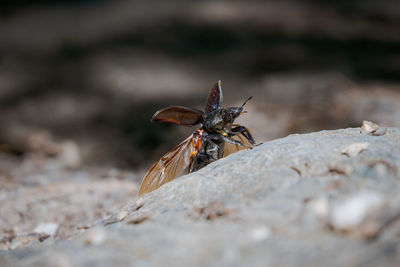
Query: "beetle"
138 80 256 195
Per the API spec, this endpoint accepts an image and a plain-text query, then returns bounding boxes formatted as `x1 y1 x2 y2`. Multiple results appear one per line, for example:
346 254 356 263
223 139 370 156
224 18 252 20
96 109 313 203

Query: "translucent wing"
223 131 253 157
138 131 203 195
152 106 204 126
205 80 223 114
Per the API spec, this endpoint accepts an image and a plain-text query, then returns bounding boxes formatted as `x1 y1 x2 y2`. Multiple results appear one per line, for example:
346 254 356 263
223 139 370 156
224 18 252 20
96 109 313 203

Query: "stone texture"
1 127 400 266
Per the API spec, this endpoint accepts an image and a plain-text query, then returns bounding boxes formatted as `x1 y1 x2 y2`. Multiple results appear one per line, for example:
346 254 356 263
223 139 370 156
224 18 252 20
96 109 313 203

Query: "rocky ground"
1 125 400 266
1 1 400 266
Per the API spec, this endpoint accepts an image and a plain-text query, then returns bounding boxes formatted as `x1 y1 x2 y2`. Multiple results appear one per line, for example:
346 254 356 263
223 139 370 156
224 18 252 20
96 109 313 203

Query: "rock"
1 128 400 266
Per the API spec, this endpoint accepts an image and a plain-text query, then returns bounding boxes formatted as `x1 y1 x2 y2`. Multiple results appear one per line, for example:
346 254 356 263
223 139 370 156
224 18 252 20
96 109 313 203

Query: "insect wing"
205 80 223 114
138 133 202 195
223 132 253 157
152 106 204 126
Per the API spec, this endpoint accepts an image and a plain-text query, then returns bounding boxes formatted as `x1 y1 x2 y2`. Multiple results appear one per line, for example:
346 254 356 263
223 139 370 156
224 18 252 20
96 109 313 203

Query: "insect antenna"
241 96 253 108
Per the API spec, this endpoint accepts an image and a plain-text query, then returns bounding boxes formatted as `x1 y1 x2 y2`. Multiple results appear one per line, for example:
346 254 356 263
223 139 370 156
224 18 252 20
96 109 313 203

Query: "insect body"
138 81 256 195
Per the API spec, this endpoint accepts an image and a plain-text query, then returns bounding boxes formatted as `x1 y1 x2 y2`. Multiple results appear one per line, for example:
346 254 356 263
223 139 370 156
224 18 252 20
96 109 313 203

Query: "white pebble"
330 192 384 230
34 222 59 236
249 226 270 241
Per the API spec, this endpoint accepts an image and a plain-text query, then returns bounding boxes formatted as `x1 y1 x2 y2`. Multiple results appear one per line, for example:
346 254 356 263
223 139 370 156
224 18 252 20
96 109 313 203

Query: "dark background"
1 0 399 170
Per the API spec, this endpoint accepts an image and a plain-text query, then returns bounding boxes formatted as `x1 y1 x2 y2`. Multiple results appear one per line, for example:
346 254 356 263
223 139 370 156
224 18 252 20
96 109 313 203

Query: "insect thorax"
203 108 237 133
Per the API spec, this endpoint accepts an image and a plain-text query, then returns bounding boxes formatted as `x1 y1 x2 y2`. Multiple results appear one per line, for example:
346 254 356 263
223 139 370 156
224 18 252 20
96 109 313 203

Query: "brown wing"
205 80 223 114
138 131 203 195
223 132 253 157
152 106 204 126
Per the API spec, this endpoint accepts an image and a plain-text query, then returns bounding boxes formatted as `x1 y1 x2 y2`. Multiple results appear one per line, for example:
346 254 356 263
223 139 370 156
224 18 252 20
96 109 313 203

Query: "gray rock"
1 128 400 267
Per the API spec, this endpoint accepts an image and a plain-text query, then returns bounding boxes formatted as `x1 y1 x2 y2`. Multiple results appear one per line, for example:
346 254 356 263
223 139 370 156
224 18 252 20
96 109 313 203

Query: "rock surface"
1 127 400 266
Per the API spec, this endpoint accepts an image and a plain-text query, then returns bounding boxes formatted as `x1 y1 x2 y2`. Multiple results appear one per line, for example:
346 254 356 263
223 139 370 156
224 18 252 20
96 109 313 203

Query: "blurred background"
0 0 400 248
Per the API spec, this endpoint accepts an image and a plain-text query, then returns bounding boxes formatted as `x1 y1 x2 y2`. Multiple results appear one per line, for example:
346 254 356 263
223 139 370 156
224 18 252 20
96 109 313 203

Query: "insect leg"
230 125 256 145
196 152 215 163
220 135 252 148
191 151 217 172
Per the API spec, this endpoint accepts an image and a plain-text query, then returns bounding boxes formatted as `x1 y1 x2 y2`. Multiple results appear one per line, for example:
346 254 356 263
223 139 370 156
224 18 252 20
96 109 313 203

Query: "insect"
138 81 256 195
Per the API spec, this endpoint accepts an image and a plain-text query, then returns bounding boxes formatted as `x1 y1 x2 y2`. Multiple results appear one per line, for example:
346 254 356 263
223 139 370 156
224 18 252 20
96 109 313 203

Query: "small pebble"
312 197 330 220
84 228 107 246
34 222 59 236
361 120 386 136
249 226 270 242
116 210 129 221
341 142 369 157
